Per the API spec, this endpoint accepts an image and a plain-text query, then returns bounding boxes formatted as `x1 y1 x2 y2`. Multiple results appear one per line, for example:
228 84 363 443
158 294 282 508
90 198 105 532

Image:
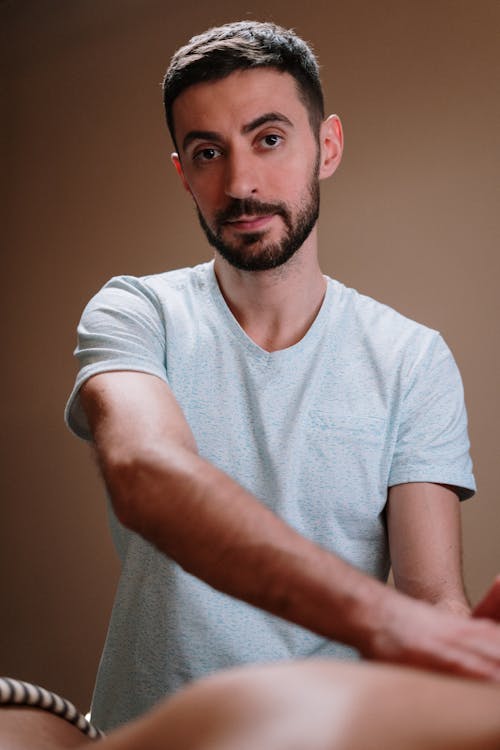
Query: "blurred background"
1 0 499 710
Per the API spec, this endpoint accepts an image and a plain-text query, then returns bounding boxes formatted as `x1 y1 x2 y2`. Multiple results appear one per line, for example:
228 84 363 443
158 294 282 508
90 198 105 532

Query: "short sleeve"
388 333 476 500
65 276 168 440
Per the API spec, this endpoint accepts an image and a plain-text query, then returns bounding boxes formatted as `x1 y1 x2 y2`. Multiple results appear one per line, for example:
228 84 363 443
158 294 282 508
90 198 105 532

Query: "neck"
213 232 326 352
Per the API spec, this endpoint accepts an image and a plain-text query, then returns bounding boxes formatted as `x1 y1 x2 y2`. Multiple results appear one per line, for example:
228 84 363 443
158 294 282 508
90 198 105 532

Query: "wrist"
322 568 398 655
433 597 471 617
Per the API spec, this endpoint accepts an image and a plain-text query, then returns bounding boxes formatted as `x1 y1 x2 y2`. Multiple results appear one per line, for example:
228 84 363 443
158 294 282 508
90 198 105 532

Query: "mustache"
215 198 288 225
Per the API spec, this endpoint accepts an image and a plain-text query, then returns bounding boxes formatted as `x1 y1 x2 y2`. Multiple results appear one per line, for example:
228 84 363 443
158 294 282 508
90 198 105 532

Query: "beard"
195 160 320 272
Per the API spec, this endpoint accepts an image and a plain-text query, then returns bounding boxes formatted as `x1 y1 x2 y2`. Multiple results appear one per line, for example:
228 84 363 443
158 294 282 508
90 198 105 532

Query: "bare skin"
3 661 500 750
103 661 500 750
474 576 500 621
171 69 336 352
80 68 500 680
0 706 91 749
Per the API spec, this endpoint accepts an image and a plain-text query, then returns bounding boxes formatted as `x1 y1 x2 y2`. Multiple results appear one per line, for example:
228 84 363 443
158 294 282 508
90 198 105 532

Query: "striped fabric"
0 677 104 740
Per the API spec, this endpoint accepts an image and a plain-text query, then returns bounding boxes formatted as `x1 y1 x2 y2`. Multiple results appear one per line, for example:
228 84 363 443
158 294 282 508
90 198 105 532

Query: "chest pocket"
305 409 389 505
308 410 386 448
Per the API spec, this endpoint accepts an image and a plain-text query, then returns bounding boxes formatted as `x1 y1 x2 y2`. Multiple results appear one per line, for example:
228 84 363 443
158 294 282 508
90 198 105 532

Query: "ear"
318 115 343 180
171 152 192 194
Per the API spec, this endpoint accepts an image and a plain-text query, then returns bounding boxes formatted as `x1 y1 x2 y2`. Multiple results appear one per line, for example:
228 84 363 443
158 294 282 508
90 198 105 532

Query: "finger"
403 617 500 681
417 634 500 683
473 576 500 622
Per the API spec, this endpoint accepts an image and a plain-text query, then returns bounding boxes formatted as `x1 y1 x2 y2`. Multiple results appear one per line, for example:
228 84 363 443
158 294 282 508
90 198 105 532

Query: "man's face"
171 68 322 271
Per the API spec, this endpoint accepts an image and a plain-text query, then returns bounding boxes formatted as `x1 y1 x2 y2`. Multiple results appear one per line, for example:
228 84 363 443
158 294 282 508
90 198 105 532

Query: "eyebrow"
242 112 293 134
182 112 294 152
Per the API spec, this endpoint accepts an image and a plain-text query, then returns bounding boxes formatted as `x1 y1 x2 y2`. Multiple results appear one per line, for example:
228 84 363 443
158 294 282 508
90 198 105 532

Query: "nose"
224 150 258 199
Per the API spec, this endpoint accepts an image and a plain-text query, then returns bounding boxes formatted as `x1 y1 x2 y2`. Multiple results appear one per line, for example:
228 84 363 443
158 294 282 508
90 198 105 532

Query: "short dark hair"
162 21 325 149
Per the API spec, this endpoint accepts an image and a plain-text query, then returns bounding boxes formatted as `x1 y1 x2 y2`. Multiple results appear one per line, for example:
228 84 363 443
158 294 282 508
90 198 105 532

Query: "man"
66 21 500 731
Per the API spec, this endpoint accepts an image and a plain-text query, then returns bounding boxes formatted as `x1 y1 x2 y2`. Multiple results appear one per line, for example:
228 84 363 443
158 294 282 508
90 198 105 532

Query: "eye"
193 147 222 163
260 133 283 149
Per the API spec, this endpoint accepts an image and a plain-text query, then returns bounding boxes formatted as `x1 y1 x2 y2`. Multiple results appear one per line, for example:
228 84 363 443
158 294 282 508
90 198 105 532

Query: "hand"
472 576 500 623
363 588 500 682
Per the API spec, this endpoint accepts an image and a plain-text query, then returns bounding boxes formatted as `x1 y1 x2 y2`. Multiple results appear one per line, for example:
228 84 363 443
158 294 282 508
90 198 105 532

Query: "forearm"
80 374 500 681
432 595 471 616
99 442 385 653
393 572 471 615
96 444 500 682
81 371 387 651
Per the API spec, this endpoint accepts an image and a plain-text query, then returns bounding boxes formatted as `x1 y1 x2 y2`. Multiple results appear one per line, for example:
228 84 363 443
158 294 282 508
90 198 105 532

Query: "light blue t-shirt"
65 261 475 730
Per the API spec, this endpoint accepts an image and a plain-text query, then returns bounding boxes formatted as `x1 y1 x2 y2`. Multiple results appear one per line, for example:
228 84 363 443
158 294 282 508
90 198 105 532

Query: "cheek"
272 151 316 195
188 164 228 202
278 173 314 209
186 180 220 218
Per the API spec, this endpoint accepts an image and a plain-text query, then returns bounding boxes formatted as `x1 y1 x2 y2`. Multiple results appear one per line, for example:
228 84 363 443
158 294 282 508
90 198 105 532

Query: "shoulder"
81 262 213 322
327 277 437 339
326 277 444 367
140 261 212 298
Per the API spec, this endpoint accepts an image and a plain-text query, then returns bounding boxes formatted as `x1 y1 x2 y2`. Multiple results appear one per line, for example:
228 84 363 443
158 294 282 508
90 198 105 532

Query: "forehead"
172 68 309 143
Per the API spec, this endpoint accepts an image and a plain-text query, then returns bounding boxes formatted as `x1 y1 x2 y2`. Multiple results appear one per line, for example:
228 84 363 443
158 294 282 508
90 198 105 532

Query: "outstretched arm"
81 370 500 681
80 370 379 649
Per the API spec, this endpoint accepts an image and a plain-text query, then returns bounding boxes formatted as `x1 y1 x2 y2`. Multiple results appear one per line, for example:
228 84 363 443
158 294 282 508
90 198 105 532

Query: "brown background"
2 0 499 710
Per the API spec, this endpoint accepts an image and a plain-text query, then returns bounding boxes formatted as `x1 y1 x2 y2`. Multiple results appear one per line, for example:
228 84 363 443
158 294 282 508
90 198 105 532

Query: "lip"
224 214 275 231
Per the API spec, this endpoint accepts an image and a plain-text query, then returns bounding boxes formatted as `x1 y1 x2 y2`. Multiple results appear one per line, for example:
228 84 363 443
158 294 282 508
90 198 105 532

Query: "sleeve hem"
388 472 476 501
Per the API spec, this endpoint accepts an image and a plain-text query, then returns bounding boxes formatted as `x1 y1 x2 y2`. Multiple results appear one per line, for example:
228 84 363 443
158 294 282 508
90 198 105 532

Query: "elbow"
101 453 151 531
99 445 194 535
